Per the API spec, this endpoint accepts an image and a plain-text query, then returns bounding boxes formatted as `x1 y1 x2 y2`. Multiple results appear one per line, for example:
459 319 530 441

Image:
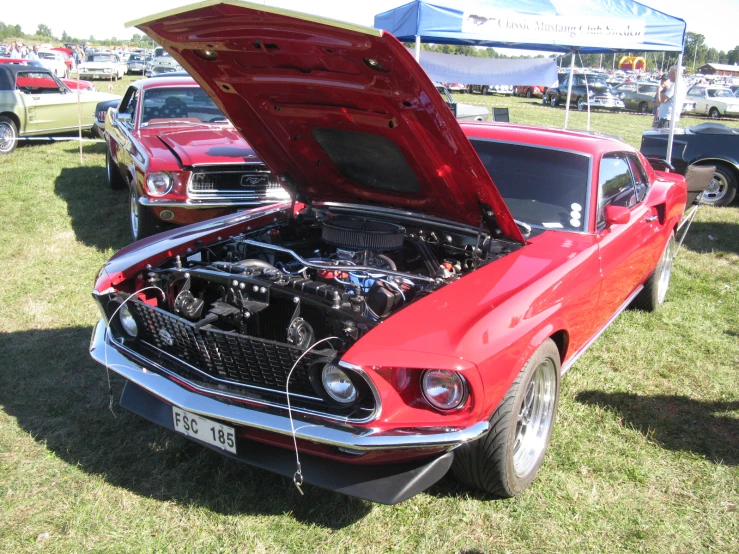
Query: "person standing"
655 65 682 129
26 44 40 61
8 42 22 59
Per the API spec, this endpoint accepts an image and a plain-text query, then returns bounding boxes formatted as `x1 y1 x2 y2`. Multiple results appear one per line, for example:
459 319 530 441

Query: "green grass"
0 77 738 553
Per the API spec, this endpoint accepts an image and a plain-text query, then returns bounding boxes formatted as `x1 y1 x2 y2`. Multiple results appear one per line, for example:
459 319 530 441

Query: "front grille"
188 164 286 201
122 300 375 420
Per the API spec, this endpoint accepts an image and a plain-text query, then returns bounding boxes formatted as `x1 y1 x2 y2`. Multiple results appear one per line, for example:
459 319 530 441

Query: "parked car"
0 64 119 154
444 82 466 93
49 48 74 72
0 58 95 90
77 53 127 81
514 85 546 98
544 72 625 111
616 81 660 113
685 85 739 118
91 3 689 506
145 47 182 77
641 122 739 206
105 76 288 241
36 49 69 78
92 97 120 138
435 83 488 121
126 53 146 74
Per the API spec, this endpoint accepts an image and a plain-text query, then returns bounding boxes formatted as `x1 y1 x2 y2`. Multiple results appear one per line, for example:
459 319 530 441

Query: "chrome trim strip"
560 285 643 376
90 319 489 450
139 198 283 209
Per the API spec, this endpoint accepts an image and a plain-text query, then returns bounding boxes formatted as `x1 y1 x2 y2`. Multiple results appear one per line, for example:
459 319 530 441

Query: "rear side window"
598 155 637 224
16 71 59 93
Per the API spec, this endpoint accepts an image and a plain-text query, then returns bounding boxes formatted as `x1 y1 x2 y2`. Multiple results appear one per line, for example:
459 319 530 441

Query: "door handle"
645 215 658 222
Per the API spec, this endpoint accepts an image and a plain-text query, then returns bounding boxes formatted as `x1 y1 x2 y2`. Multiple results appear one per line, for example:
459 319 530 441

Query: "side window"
687 88 701 98
626 154 649 203
16 71 61 94
598 155 636 224
123 89 138 121
560 76 569 88
620 83 636 92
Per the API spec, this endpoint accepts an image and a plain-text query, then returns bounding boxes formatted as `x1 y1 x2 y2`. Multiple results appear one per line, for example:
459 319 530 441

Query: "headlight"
118 304 138 338
321 364 357 404
619 92 625 99
421 370 466 410
145 171 173 196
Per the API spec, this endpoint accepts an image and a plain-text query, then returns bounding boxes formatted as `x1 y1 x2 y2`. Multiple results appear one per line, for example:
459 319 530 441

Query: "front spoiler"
119 380 454 504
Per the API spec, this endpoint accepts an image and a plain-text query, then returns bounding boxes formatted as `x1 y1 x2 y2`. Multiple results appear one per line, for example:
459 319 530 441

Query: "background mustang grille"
188 164 286 201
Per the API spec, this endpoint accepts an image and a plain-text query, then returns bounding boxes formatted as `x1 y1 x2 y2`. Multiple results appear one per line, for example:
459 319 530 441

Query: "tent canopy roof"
375 0 685 53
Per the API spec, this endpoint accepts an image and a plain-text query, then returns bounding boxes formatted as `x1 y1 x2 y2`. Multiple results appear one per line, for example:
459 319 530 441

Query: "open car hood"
129 1 523 243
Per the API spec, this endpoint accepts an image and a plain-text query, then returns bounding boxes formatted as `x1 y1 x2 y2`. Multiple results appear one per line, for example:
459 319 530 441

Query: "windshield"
38 52 56 60
88 55 114 63
708 88 734 98
141 86 229 125
585 75 608 87
470 139 590 232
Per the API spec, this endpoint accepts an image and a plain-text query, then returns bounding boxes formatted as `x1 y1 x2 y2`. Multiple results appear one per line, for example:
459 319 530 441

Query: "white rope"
102 286 166 417
284 336 339 495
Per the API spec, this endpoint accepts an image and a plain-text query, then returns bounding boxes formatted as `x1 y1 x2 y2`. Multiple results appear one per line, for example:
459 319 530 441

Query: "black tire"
542 95 548 106
638 101 649 114
549 94 559 107
632 234 676 311
576 96 586 111
526 88 533 98
452 339 560 498
106 148 126 190
0 115 18 154
700 163 738 206
482 86 489 95
709 107 720 119
129 185 161 242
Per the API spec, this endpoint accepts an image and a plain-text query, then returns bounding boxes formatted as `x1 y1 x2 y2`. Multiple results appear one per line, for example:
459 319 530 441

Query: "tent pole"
666 53 682 165
564 52 575 130
415 35 420 62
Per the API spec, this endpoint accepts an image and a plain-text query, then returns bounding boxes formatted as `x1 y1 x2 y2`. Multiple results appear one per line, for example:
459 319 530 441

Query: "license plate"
172 407 237 454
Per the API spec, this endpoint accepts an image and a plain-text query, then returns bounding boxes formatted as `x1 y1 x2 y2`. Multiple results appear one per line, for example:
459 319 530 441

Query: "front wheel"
526 88 533 98
549 95 559 107
452 339 560 497
638 101 649 114
632 234 676 311
701 163 738 206
709 107 720 119
0 115 18 154
129 185 160 242
576 97 586 111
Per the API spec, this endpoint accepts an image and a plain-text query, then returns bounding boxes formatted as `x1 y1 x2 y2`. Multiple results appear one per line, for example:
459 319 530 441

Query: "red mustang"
105 75 288 241
90 2 687 504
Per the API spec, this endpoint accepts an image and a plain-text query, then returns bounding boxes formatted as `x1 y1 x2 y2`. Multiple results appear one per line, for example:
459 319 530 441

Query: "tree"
685 32 706 71
36 24 53 38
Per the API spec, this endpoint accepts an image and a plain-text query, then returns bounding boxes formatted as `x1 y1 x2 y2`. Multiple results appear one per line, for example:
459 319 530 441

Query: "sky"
3 0 739 54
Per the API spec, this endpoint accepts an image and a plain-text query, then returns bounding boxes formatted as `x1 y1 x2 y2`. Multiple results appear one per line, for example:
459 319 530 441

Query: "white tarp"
406 48 558 86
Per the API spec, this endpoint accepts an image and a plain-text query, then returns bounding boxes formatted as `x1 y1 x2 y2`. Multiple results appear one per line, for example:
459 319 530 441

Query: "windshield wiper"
514 219 532 236
142 120 212 128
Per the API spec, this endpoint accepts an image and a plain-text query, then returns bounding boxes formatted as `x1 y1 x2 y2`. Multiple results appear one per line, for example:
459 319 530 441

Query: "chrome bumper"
139 198 284 209
89 319 489 451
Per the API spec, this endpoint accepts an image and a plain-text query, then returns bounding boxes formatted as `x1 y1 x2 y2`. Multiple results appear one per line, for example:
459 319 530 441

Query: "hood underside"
129 1 523 242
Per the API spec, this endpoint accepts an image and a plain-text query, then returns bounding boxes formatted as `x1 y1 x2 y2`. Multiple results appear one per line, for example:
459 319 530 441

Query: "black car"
641 123 738 206
544 72 625 111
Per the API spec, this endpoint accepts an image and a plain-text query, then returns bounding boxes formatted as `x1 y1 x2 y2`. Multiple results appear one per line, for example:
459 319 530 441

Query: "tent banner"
409 48 558 87
463 10 646 49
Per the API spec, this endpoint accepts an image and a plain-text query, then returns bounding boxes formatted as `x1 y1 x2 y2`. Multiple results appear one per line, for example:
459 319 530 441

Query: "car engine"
120 210 518 353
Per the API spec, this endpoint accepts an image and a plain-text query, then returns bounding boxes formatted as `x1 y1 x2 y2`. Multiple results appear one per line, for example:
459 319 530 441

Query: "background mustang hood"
129 1 523 242
155 127 261 166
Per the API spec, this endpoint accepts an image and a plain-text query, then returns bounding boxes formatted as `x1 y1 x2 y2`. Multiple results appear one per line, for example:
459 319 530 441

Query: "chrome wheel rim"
0 122 14 152
513 359 557 477
657 238 675 304
703 172 728 203
130 187 140 239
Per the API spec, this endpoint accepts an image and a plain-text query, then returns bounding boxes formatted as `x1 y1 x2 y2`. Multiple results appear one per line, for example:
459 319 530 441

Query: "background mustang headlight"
118 304 138 337
421 370 466 410
146 171 173 196
321 364 357 404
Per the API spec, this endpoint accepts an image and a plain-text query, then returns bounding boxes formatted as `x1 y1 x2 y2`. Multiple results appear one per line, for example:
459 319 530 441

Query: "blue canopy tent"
375 0 686 158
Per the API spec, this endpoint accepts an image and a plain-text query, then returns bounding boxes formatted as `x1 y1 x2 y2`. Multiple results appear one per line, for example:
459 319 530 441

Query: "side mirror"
604 205 630 226
115 113 132 126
